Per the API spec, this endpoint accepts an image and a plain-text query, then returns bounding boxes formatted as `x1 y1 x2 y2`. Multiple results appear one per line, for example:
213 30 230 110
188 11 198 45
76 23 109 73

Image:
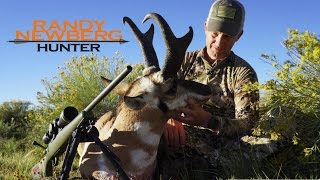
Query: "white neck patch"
133 121 161 147
129 148 157 174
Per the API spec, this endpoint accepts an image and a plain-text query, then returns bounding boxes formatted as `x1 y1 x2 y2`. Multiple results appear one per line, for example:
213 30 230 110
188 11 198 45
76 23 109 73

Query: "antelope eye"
164 83 177 96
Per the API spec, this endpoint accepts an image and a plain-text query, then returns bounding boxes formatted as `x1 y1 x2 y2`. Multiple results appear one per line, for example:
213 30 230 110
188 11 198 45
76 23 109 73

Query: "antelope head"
79 13 211 179
110 13 211 115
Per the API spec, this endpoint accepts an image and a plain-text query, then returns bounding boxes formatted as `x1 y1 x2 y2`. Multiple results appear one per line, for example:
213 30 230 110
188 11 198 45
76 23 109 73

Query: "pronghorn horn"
143 13 193 80
123 16 160 75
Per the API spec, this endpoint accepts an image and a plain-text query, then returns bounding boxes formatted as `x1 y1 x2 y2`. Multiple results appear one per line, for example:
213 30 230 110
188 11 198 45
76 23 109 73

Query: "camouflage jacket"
178 47 259 137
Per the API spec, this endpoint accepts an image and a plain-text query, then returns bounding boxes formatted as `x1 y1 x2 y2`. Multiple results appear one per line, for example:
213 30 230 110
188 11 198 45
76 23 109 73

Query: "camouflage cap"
207 0 245 36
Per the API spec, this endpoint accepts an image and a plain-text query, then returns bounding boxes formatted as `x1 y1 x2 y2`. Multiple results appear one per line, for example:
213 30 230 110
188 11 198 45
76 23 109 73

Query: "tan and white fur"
78 13 211 180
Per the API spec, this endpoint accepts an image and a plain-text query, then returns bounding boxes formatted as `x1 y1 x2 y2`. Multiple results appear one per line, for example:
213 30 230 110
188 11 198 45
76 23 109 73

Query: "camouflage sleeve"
208 66 259 137
179 50 259 136
178 51 199 80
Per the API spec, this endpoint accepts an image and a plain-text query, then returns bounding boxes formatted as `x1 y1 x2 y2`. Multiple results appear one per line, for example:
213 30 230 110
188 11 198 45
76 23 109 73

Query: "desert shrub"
0 100 33 139
253 29 320 178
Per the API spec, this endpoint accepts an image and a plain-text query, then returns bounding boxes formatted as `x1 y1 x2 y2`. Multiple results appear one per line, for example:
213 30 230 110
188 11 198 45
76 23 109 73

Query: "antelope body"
78 13 211 179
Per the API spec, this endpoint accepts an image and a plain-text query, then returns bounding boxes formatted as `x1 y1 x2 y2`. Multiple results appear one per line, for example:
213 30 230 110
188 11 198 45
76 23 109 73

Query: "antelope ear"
101 76 129 96
124 95 146 110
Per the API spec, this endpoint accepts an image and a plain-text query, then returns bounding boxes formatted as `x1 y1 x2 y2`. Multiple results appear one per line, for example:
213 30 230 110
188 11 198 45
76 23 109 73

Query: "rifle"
31 66 132 180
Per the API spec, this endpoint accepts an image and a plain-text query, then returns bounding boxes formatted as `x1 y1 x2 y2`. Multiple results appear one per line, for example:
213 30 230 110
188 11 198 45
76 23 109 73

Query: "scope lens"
57 106 78 128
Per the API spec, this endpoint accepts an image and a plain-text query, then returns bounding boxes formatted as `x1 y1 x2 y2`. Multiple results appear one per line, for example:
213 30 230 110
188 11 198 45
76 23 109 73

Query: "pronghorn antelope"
78 13 211 179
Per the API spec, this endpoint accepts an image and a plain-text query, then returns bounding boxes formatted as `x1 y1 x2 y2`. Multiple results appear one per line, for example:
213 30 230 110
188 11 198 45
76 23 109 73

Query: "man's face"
204 23 242 60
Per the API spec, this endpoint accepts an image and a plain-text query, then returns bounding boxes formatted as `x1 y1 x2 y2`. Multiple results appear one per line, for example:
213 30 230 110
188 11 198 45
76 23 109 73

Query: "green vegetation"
0 101 32 139
251 29 320 178
0 101 36 179
0 30 319 179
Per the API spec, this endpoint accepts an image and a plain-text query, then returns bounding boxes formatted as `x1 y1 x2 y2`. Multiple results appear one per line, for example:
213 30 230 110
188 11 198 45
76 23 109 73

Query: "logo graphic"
9 20 128 52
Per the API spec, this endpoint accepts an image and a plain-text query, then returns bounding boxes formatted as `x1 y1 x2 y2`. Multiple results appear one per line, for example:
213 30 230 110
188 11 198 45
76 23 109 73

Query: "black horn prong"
143 13 193 80
123 16 160 73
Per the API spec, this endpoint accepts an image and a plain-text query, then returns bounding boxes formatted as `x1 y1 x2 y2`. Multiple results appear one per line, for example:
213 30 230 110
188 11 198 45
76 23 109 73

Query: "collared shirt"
178 47 259 136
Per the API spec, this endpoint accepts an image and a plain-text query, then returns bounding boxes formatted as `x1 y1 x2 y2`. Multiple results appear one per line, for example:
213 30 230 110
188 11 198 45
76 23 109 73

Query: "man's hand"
173 98 212 127
163 119 186 148
163 98 212 148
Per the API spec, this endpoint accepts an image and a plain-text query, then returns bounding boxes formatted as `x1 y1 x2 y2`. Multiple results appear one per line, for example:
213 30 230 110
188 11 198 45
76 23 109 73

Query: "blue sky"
0 0 319 105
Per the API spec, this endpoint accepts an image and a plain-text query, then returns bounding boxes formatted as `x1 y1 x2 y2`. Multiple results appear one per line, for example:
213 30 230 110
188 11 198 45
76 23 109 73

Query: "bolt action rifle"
31 66 132 180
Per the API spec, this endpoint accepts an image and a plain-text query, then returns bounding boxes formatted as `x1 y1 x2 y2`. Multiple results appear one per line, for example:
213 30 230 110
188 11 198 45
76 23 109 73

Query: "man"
163 0 259 148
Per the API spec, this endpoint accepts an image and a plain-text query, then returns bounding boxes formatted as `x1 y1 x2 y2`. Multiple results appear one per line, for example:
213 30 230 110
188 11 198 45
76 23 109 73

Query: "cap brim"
207 18 241 36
